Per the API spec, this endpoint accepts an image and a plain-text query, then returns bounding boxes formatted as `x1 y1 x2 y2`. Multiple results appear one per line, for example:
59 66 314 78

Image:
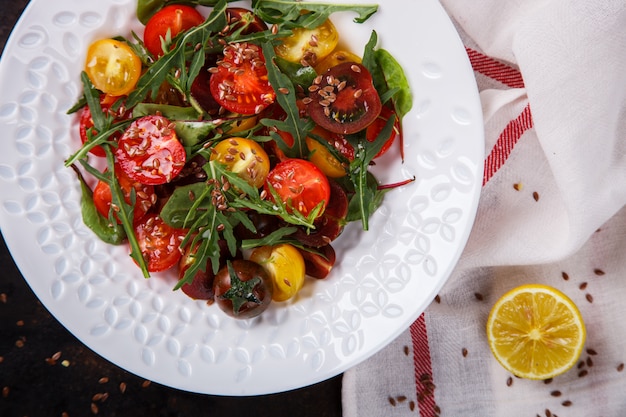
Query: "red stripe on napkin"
483 103 533 185
465 47 525 88
410 314 438 416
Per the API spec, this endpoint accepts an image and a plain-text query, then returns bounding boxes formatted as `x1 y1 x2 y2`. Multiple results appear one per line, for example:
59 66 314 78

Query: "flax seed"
578 369 588 377
90 402 99 414
388 396 396 406
617 363 624 372
98 377 109 384
353 89 363 99
533 191 540 201
585 293 594 303
562 400 572 407
562 271 569 280
474 292 484 301
462 348 468 357
434 294 441 303
513 182 522 191
586 357 593 367
142 380 151 388
587 348 598 355
550 390 561 397
119 382 127 393
594 268 605 275
351 64 361 73
506 377 513 387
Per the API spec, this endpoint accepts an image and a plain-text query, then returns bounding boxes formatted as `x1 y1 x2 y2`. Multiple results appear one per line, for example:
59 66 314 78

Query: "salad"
65 0 413 319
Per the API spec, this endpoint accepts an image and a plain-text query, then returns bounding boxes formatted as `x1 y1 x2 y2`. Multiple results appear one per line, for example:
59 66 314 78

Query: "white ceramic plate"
0 0 483 395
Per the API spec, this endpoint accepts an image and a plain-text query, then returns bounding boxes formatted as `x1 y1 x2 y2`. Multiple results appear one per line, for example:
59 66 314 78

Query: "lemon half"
486 284 586 380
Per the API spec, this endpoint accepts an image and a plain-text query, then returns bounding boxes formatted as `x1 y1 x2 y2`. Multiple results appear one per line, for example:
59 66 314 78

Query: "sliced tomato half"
209 42 276 115
307 62 381 135
134 213 187 273
116 115 186 185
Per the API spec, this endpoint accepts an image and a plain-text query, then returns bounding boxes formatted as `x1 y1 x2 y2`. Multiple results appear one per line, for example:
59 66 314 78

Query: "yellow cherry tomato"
314 50 362 74
275 19 339 64
249 244 306 302
84 39 142 96
306 126 350 178
210 137 270 188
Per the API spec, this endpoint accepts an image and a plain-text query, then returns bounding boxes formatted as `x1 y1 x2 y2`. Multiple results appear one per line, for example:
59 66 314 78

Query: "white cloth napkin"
342 1 626 416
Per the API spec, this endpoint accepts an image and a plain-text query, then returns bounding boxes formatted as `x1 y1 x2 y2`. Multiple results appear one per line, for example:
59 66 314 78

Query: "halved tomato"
264 158 330 218
115 115 186 185
305 125 353 178
143 4 205 57
306 62 381 135
209 42 276 115
133 213 187 273
275 19 338 65
210 137 270 188
84 39 142 96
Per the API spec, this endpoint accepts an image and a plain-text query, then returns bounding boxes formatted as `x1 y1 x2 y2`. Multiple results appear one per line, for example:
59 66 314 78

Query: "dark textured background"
0 1 343 415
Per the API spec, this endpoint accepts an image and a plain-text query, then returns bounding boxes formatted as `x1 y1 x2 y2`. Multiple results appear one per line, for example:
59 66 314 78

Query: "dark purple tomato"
213 260 273 319
306 62 382 135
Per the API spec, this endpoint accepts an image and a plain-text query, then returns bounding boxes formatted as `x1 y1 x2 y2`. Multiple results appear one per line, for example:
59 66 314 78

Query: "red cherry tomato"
264 159 331 218
133 213 187 273
78 94 130 157
115 115 186 185
143 4 205 57
93 164 156 223
209 42 275 115
365 105 400 158
307 62 382 135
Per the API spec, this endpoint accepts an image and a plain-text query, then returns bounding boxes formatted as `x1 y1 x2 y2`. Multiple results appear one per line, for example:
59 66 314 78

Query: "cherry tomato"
365 105 400 158
133 213 187 273
314 50 362 74
213 260 273 319
264 159 331 218
307 62 382 135
84 39 142 96
79 94 130 157
93 164 156 223
249 244 306 302
143 4 205 57
275 19 339 65
225 8 268 35
209 42 275 115
116 115 186 185
305 126 353 178
210 137 270 188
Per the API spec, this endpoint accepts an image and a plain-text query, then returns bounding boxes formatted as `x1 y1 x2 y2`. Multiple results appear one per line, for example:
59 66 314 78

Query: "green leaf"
240 226 298 249
252 0 378 29
260 43 313 158
375 49 413 118
160 182 213 228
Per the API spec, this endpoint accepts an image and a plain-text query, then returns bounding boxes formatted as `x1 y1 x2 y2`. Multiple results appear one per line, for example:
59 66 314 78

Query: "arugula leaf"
375 49 413 118
345 116 396 230
252 0 378 29
259 43 314 158
241 227 298 250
